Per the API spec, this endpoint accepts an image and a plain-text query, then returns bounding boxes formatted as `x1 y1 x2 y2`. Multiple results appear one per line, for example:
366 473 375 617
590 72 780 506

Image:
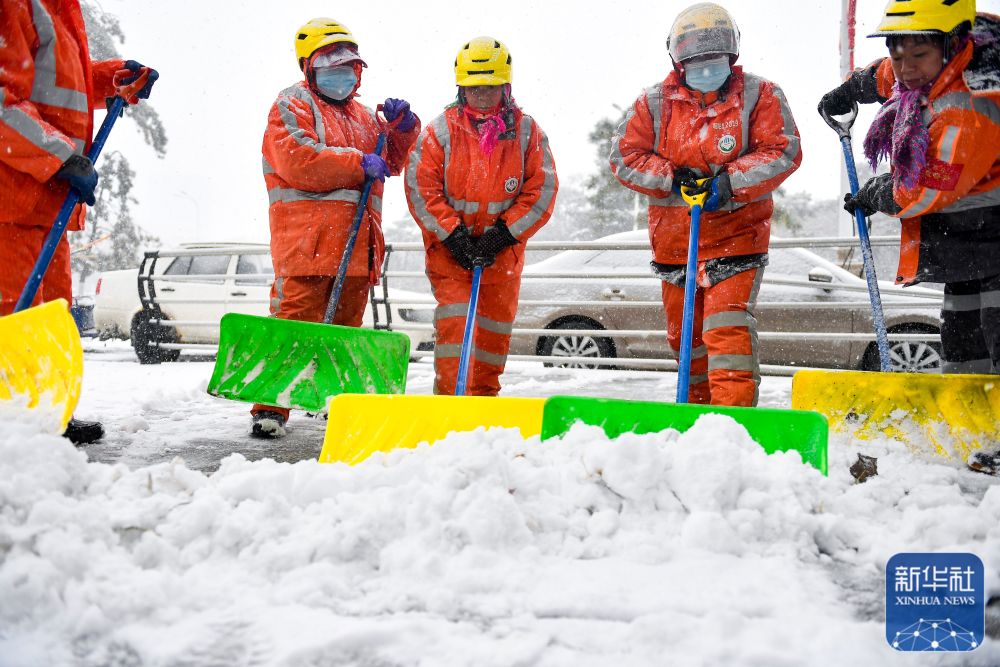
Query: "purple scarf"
862 81 932 189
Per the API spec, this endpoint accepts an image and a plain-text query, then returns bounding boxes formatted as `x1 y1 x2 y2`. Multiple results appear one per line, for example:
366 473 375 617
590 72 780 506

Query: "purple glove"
382 97 416 132
361 153 390 182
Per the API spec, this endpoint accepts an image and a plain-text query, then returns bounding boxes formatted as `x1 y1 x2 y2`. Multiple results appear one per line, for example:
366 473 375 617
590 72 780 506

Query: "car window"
236 254 274 286
187 254 231 284
163 256 192 276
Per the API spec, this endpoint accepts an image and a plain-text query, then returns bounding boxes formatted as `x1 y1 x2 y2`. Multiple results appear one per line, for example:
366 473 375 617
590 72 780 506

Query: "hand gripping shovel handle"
676 184 709 403
15 96 128 313
456 262 484 397
821 102 892 371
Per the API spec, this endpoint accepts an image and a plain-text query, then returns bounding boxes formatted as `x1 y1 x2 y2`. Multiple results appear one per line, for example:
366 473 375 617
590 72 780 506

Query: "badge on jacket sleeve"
504 177 519 193
718 134 736 154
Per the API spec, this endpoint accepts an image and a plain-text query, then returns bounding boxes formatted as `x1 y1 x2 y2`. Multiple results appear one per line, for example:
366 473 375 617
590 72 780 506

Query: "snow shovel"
792 370 999 462
540 396 828 473
0 96 128 433
676 181 709 403
207 128 410 412
318 262 545 464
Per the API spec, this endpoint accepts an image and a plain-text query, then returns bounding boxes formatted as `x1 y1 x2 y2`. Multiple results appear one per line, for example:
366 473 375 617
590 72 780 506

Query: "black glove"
442 224 478 271
474 221 518 267
55 154 98 206
844 173 901 218
818 64 883 117
673 167 704 191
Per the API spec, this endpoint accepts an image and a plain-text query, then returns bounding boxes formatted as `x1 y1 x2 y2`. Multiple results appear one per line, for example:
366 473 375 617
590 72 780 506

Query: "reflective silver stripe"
277 85 359 157
901 125 959 217
487 198 517 214
268 187 361 205
508 119 557 238
447 197 479 214
474 348 508 367
690 374 709 386
610 85 669 191
932 92 1000 125
708 354 757 372
435 343 462 359
405 115 452 241
942 358 993 374
519 114 530 176
939 188 1000 213
943 293 980 312
29 0 89 113
262 156 274 176
271 277 285 315
475 314 513 335
740 74 762 156
704 310 755 331
0 87 75 162
668 343 707 359
435 303 469 321
729 81 800 192
649 193 685 207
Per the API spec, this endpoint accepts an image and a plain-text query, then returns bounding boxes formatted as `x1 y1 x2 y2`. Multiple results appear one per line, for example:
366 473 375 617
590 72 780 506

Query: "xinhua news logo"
886 553 984 652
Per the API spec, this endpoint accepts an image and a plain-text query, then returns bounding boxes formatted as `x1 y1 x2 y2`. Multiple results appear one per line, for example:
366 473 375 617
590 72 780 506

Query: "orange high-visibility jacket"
872 14 1000 284
610 66 801 265
262 82 419 279
405 104 558 283
0 0 122 229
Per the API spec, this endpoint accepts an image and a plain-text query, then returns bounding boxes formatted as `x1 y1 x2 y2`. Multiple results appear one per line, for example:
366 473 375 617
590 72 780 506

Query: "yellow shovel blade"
0 299 83 434
320 395 545 464
791 369 1000 461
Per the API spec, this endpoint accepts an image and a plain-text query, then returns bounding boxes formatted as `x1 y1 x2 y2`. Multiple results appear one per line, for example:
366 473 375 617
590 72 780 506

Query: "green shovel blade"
207 313 410 412
541 396 828 474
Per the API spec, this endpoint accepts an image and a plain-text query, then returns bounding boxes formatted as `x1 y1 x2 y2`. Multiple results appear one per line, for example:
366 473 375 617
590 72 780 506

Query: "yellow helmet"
295 18 359 64
668 3 740 63
454 37 512 86
869 0 976 36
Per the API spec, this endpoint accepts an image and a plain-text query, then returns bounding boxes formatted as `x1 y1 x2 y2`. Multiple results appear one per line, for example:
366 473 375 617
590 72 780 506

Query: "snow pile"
1 415 998 666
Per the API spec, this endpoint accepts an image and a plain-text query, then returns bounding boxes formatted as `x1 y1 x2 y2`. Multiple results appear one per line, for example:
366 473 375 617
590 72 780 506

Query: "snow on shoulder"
1 415 998 665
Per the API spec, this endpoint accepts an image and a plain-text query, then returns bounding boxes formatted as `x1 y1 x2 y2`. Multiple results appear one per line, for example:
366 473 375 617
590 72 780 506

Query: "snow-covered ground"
1 340 998 666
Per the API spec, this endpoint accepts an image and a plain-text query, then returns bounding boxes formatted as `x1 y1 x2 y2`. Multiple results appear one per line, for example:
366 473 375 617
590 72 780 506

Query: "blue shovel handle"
821 103 892 372
456 262 484 396
15 96 128 313
676 202 702 403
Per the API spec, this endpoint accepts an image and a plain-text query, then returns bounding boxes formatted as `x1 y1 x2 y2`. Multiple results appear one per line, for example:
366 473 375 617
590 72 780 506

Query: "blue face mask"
314 66 357 100
684 56 731 93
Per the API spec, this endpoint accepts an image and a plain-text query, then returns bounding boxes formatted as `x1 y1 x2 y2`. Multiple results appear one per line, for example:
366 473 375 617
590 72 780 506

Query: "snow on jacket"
610 66 801 265
0 0 122 230
262 82 419 279
872 13 1000 284
405 104 558 283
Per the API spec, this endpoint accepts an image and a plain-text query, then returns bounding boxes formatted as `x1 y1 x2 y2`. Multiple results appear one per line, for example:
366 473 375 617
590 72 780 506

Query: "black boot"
968 449 1000 476
251 410 287 439
63 417 104 445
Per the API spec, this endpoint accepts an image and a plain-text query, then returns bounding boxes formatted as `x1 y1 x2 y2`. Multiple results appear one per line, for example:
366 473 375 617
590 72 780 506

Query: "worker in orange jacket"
0 0 157 444
253 18 420 437
820 0 1000 473
610 3 801 407
405 36 558 396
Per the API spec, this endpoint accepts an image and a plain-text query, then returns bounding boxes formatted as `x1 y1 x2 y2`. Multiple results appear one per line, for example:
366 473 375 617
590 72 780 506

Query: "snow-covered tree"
70 1 167 289
585 112 645 237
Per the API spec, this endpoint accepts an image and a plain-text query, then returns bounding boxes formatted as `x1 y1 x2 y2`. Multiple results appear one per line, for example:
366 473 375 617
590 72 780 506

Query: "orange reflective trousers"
662 267 763 407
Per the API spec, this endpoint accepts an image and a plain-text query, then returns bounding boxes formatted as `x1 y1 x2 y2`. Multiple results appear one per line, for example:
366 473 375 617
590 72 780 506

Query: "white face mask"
684 56 731 92
314 65 357 100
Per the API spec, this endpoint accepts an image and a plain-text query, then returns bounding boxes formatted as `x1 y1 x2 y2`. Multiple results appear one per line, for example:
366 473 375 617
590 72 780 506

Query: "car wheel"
537 318 616 369
861 326 941 373
131 313 181 364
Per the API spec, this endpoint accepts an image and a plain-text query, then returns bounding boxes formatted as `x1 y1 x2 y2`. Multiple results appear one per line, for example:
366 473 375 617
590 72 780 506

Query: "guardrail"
135 235 943 375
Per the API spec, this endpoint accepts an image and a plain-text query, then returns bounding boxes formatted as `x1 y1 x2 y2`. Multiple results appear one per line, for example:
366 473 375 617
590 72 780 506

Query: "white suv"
94 243 434 364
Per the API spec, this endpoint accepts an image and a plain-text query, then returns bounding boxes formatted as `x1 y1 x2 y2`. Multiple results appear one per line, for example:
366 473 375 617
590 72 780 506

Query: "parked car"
70 295 97 337
94 243 434 364
509 230 944 372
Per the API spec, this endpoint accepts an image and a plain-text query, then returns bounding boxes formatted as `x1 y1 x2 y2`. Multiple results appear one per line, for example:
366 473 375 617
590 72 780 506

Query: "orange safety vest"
404 104 558 283
0 0 122 230
610 66 802 265
262 82 419 279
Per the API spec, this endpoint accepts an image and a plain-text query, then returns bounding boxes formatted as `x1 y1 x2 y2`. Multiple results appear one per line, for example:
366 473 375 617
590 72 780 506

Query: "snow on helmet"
668 3 740 63
295 18 364 68
869 0 976 37
455 37 512 86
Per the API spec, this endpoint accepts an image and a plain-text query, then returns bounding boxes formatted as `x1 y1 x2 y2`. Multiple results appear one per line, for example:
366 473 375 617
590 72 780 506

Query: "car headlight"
398 308 435 323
